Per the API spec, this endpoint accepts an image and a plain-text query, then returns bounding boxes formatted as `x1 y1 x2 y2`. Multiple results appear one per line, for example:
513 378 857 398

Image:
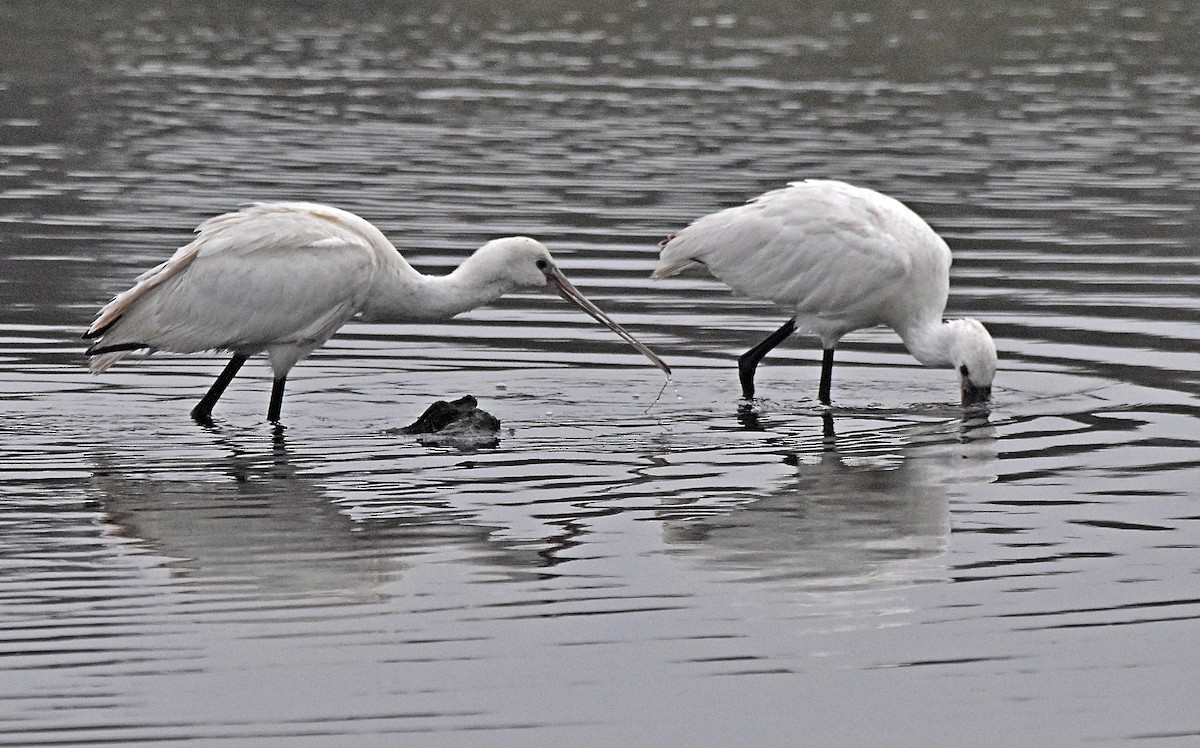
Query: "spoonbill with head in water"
653 180 995 406
85 202 671 423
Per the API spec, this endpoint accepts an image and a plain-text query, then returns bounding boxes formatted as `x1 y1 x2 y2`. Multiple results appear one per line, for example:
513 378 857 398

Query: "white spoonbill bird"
653 180 995 406
85 202 671 423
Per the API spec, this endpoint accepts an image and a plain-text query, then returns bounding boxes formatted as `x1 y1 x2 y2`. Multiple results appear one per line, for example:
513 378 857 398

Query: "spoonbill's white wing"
87 203 381 372
655 180 950 337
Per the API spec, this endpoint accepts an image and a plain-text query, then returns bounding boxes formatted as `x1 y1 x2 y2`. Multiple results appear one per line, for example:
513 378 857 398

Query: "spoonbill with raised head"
86 202 671 423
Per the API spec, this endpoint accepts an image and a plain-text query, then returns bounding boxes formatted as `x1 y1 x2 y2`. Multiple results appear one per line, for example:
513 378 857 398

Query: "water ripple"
2 2 1200 745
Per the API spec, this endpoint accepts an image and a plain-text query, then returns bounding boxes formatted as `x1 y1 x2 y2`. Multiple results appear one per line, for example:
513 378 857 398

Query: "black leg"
821 410 835 441
738 318 796 399
267 376 287 423
736 402 765 431
191 354 248 424
818 347 835 405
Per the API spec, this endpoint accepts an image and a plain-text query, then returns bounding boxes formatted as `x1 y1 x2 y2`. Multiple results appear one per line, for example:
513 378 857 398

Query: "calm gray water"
2 1 1199 746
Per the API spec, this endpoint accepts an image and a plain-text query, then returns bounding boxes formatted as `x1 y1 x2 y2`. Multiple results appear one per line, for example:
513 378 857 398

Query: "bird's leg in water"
738 317 797 399
192 354 249 423
268 376 288 423
818 348 835 405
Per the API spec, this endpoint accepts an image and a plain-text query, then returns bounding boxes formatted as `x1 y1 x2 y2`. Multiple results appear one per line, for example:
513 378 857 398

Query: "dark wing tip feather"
82 314 122 340
86 341 148 356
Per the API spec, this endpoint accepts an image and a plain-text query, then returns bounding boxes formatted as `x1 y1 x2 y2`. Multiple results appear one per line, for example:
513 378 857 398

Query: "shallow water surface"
2 2 1199 746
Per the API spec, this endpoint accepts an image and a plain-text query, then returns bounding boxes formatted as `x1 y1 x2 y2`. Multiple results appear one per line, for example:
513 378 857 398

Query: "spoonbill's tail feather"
651 257 707 279
652 232 709 279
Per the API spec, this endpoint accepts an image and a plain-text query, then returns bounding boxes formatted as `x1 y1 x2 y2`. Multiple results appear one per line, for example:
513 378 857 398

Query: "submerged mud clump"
397 395 502 449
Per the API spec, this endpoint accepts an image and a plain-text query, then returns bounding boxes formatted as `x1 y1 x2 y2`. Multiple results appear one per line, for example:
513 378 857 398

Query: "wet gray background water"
2 1 1199 745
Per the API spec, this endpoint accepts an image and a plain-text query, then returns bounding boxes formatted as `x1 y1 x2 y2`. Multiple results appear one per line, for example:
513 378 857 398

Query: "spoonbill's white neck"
898 319 961 369
359 242 532 323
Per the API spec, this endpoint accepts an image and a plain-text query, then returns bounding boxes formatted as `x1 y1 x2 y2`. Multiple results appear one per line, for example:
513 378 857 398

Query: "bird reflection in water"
664 407 997 591
88 432 514 597
737 401 838 441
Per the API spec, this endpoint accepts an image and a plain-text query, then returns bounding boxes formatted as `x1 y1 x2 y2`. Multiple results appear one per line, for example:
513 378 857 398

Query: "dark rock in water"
416 411 502 448
400 395 481 434
397 395 502 449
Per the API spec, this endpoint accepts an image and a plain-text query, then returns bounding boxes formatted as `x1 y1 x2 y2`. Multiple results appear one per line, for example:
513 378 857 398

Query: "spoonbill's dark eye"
535 259 549 270
959 364 969 376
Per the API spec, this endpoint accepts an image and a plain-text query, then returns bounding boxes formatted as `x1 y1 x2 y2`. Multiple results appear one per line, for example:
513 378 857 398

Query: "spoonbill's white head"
947 318 997 406
470 236 558 289
472 237 671 376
